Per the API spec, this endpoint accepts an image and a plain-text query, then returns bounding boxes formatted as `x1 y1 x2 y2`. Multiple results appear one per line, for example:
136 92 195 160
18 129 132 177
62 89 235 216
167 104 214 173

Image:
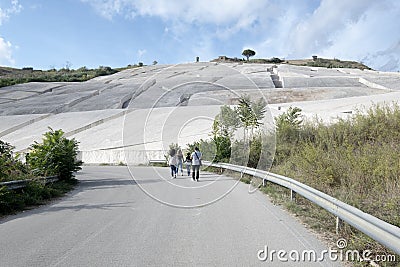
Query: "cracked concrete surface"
1 62 399 164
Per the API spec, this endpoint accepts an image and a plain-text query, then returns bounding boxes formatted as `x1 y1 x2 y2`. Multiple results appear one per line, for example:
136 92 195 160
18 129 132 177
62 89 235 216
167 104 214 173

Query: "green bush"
1 130 81 215
187 97 271 168
27 128 82 180
305 57 370 70
274 107 303 165
0 140 29 182
0 179 77 214
212 135 231 163
186 139 215 162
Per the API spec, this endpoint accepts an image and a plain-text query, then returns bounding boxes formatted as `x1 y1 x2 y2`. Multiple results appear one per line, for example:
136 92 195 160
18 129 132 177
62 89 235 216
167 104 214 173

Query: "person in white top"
176 149 184 176
191 147 202 181
168 149 178 178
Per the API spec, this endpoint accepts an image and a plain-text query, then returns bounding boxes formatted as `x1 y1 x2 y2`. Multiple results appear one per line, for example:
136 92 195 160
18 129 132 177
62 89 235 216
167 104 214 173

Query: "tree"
236 95 253 140
242 49 256 61
275 106 303 144
212 105 240 138
235 95 266 141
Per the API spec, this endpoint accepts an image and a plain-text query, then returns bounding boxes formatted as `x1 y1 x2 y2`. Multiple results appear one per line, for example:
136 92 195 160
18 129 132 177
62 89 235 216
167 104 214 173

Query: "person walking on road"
176 149 184 176
191 147 202 181
185 152 192 176
169 148 178 179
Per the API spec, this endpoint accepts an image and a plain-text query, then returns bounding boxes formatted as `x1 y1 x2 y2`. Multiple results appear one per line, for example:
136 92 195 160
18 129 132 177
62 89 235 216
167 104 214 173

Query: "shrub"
212 135 231 163
274 107 303 165
0 140 29 182
0 179 77 214
186 139 215 162
27 128 82 180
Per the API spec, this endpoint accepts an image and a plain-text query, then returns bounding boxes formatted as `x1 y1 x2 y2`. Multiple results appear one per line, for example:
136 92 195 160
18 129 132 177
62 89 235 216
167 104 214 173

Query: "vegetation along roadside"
190 100 399 266
0 128 82 216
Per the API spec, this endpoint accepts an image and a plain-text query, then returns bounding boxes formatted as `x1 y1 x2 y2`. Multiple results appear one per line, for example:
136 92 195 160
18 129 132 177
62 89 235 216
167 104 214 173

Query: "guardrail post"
290 190 296 201
336 216 343 234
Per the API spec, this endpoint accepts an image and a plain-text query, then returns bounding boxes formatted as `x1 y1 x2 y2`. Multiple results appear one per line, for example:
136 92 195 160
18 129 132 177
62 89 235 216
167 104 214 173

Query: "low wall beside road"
77 149 166 165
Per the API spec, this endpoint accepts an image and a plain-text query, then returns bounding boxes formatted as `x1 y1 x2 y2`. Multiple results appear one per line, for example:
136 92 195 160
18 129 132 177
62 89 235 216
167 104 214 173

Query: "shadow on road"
37 201 136 213
0 167 241 223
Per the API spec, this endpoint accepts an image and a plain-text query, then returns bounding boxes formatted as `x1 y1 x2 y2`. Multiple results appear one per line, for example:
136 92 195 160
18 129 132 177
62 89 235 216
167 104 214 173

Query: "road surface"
0 166 344 266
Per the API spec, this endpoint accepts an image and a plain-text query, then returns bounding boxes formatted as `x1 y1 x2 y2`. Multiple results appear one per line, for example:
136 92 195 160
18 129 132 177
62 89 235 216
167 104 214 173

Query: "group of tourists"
168 147 202 181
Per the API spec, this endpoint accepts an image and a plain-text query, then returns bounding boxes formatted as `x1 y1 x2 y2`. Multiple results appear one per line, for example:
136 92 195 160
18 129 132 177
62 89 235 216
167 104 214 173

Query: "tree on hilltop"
242 49 256 61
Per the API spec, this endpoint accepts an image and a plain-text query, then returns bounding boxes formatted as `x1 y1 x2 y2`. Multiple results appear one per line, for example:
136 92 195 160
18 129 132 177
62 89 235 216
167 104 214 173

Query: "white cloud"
0 0 22 25
365 41 400 72
82 0 400 71
80 0 120 20
254 0 400 71
82 0 270 29
292 0 400 70
0 37 15 65
287 0 375 57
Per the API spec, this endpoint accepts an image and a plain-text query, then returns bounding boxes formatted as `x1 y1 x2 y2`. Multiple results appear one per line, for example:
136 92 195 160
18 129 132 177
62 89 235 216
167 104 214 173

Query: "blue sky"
1 0 399 71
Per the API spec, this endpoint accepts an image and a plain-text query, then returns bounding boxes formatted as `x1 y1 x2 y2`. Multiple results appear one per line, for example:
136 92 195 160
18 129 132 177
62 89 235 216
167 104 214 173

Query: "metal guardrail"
0 176 59 190
208 162 400 255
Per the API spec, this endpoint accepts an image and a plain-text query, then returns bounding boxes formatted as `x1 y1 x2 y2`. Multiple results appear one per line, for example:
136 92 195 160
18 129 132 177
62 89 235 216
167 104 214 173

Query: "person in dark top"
185 152 192 176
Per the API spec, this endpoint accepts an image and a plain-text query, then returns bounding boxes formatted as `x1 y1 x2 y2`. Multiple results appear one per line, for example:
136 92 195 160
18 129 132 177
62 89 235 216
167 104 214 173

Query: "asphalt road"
0 166 344 266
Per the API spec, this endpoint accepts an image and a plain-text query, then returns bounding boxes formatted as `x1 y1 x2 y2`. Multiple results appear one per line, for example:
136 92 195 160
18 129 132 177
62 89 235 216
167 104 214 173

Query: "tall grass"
272 104 400 263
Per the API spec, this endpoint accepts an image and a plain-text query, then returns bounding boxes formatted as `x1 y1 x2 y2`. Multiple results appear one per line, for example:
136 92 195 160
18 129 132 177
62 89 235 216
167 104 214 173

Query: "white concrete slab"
0 82 66 93
72 105 221 152
0 91 98 115
188 86 389 106
270 90 400 123
2 109 123 151
71 115 125 151
282 77 362 87
0 99 13 104
0 114 47 135
0 91 39 100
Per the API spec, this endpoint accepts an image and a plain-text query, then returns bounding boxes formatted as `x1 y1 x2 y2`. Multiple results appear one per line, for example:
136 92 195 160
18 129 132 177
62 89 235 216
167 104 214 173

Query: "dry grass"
270 104 400 265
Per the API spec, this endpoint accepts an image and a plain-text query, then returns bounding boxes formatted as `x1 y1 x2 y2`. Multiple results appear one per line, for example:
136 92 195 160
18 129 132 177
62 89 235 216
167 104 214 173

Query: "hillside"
0 65 132 88
212 56 371 70
1 57 372 89
286 57 371 70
